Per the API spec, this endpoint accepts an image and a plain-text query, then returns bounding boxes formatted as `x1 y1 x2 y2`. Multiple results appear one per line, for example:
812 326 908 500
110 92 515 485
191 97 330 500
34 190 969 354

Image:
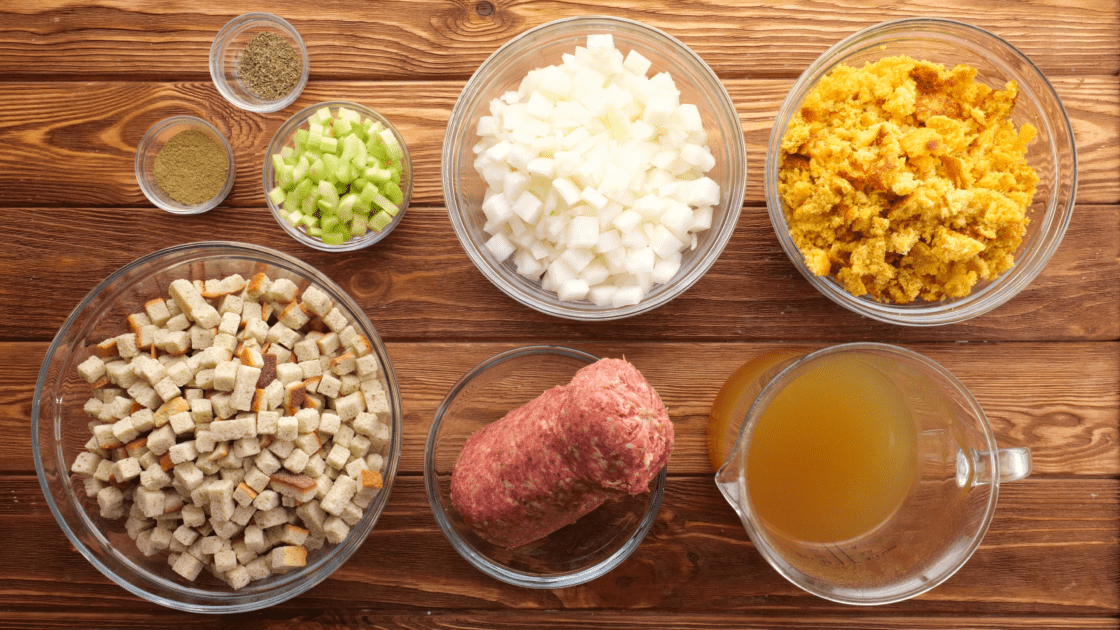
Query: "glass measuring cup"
713 343 1031 605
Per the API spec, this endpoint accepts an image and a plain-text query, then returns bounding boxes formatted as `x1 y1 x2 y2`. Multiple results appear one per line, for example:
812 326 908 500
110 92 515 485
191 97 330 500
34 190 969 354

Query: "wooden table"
1 1 1117 627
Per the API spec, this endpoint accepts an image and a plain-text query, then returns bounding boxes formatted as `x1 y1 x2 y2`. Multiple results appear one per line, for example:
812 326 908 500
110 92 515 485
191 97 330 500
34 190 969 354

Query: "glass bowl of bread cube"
31 241 401 613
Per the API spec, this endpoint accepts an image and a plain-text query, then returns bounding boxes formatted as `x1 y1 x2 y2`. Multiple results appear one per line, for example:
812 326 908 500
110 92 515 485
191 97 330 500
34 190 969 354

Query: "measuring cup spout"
715 459 746 518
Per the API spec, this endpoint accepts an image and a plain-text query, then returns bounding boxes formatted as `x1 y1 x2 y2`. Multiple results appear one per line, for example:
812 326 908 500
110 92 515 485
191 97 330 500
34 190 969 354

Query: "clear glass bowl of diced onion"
442 16 747 320
264 101 412 252
31 241 402 612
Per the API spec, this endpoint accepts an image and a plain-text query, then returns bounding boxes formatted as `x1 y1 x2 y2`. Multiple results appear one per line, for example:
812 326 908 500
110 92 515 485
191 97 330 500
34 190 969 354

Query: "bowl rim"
263 99 413 252
763 17 1077 326
423 345 667 588
208 12 310 114
442 15 748 321
32 240 403 613
134 115 236 215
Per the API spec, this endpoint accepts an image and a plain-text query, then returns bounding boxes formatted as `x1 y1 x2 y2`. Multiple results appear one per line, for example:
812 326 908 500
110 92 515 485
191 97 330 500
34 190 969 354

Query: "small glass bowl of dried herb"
135 116 236 214
210 12 309 113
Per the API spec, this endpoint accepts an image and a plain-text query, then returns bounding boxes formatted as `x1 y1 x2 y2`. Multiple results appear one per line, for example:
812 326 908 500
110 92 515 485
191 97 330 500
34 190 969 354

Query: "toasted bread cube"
293 338 320 363
350 335 373 358
279 301 310 330
276 416 298 442
144 298 171 326
324 443 350 471
166 361 193 388
255 449 282 476
252 489 281 512
145 425 175 456
340 501 364 527
352 412 379 438
110 416 140 443
218 293 244 316
157 330 191 355
295 432 321 457
115 333 139 360
242 318 269 345
322 308 347 333
275 363 303 385
133 485 165 518
267 322 301 349
217 311 239 336
71 451 102 477
233 437 261 459
298 359 322 380
168 440 198 465
256 410 280 435
174 460 204 491
173 523 200 547
246 272 271 299
93 458 115 482
316 332 341 356
304 453 327 477
280 523 310 547
283 448 310 474
153 377 181 403
269 545 307 573
320 475 356 516
168 411 194 435
78 355 107 384
165 313 190 333
141 462 171 490
333 424 355 449
264 278 298 303
212 518 243 541
323 516 350 544
213 332 238 354
212 548 237 574
112 457 142 483
244 466 271 493
328 352 356 376
106 360 139 388
211 393 235 419
344 456 368 479
254 506 289 529
210 417 255 442
300 285 333 317
317 412 341 436
232 503 257 527
315 373 341 399
213 360 239 392
231 365 261 411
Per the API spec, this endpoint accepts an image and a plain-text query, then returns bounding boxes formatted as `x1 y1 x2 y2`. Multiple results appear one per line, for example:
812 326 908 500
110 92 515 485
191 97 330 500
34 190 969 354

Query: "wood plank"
1 476 1115 615
0 1 1116 79
2 203 1116 342
0 76 1114 209
0 611 1115 630
5 341 1117 476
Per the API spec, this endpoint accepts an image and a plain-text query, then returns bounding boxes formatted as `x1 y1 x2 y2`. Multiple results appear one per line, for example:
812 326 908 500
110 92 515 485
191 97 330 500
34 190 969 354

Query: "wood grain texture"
0 612 1116 630
3 341 1116 476
3 204 1117 342
0 77 1114 209
1 476 1116 615
0 0 1116 80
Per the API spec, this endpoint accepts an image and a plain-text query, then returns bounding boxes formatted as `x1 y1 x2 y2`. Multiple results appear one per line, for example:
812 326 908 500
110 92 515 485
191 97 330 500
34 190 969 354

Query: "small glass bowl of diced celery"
264 101 412 252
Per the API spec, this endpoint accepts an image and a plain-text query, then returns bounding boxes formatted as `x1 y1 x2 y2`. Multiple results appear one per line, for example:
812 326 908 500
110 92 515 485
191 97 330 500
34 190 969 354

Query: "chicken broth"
745 353 919 544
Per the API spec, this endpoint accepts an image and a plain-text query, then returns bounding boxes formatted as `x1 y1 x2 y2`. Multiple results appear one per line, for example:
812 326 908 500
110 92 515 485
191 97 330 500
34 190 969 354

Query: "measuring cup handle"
972 439 1032 486
997 444 1032 483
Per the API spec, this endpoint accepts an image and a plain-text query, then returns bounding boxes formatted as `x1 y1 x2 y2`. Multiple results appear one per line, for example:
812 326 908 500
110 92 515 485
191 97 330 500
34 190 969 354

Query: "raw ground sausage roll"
450 358 673 548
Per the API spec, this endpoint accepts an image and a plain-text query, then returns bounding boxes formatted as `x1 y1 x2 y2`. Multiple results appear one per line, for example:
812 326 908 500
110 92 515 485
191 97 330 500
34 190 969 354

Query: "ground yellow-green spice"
238 31 302 100
153 130 229 205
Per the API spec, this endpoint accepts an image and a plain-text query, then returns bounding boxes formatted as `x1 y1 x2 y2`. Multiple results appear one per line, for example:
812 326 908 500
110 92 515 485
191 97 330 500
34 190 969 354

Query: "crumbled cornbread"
778 55 1039 303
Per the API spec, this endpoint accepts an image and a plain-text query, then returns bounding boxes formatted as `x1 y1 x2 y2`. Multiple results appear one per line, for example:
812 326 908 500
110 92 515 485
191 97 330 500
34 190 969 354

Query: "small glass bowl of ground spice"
210 13 309 113
135 116 236 214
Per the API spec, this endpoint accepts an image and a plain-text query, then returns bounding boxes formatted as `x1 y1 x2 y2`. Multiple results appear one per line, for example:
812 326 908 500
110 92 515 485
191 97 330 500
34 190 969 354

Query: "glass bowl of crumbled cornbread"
765 18 1077 326
32 242 402 612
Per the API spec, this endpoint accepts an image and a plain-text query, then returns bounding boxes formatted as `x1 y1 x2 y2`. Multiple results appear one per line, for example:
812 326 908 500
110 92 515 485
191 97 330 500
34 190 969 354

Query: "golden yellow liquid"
744 353 918 543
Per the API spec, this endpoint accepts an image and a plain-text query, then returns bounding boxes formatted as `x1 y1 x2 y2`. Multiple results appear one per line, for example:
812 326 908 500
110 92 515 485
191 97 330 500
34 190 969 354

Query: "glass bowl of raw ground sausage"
424 346 667 588
31 241 402 612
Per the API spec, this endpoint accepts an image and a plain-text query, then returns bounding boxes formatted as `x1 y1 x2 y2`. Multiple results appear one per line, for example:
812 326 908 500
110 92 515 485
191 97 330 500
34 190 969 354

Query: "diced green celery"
338 193 358 215
364 165 392 183
334 115 353 136
368 120 384 136
336 161 354 184
369 211 393 232
351 177 369 192
284 210 303 227
303 148 322 162
280 146 294 159
317 199 336 214
309 158 327 181
319 136 338 154
335 182 348 195
317 180 339 206
268 186 286 206
354 199 371 215
294 178 313 199
353 141 367 168
321 215 341 232
277 164 295 189
341 134 360 163
284 189 300 211
381 181 404 206
350 213 368 237
390 167 401 184
367 141 389 163
294 128 309 149
307 227 324 238
306 131 322 150
292 156 309 183
379 129 404 160
309 122 325 136
322 154 341 178
300 193 316 215
321 232 346 245
298 213 318 228
313 107 332 124
272 154 287 174
372 192 399 216
359 182 380 206
339 106 361 125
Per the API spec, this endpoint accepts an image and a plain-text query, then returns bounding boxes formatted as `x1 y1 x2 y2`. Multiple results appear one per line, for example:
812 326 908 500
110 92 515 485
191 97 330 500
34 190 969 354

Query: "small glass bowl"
135 116 235 215
210 12 309 113
32 241 403 613
442 16 747 321
765 18 1077 326
424 346 666 588
264 100 413 252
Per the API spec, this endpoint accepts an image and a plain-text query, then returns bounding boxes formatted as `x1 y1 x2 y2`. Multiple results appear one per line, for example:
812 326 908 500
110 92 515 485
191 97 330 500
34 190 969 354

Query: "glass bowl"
32 241 403 613
442 16 747 321
765 18 1077 326
264 100 413 252
424 346 667 588
209 12 309 113
135 116 235 215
